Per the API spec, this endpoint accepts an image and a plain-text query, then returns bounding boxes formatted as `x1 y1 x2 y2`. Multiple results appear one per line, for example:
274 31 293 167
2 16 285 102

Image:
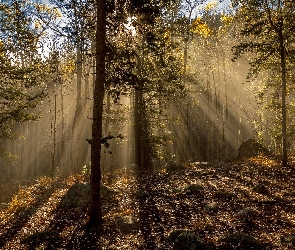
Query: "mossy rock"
59 183 90 209
101 185 120 200
219 232 265 249
168 229 208 250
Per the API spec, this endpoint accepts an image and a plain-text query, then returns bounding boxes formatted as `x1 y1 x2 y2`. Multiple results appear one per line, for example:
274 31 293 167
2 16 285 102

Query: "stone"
281 189 294 197
58 183 90 209
134 189 149 199
59 183 119 209
184 183 204 195
168 229 208 250
0 203 8 209
204 202 218 212
237 138 270 159
252 183 269 195
219 232 264 249
281 234 295 245
214 191 235 200
235 207 258 222
166 161 185 172
116 216 140 234
100 185 120 200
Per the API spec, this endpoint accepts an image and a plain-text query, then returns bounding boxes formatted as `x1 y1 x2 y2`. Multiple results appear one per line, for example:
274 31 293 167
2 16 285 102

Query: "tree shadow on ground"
0 179 64 248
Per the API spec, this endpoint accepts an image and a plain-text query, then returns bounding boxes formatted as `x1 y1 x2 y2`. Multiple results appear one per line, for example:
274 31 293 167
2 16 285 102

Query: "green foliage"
232 0 295 156
0 0 51 157
232 0 295 77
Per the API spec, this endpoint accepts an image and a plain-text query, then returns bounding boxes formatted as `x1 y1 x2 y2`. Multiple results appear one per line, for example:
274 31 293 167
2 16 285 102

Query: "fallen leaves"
0 156 295 249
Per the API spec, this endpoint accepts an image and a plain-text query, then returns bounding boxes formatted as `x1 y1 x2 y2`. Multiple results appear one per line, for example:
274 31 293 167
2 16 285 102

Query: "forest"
0 0 295 249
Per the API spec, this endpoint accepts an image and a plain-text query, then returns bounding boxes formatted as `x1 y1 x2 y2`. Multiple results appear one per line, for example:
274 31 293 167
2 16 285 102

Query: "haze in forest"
1 0 295 247
1 0 291 180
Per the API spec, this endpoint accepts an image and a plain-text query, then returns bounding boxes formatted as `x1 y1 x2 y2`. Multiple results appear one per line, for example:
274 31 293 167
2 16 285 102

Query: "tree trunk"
89 0 106 229
134 80 143 169
278 27 288 167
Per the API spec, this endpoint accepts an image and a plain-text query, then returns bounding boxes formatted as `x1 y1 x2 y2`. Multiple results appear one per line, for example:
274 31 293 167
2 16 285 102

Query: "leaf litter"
0 156 295 249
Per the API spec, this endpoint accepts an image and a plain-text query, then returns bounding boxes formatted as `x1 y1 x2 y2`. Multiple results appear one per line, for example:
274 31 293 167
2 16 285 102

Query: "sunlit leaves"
191 17 213 37
34 3 62 18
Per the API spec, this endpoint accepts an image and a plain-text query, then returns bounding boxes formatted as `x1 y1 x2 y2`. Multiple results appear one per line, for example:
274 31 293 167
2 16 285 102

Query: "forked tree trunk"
89 0 106 229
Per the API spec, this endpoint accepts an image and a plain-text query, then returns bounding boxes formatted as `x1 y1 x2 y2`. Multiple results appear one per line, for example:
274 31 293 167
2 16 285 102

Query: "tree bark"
89 0 106 228
278 26 288 167
134 74 143 169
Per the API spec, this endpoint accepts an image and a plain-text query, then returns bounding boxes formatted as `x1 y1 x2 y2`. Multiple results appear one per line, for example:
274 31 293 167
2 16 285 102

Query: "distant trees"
232 0 295 166
0 0 54 159
130 0 186 170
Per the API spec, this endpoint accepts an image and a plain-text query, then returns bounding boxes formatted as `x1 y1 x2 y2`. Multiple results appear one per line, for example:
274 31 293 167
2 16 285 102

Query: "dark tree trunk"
134 80 143 169
89 0 106 229
278 26 288 167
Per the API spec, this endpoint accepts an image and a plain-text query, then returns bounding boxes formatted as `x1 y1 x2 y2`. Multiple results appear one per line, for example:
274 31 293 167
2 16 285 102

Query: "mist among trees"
0 0 295 248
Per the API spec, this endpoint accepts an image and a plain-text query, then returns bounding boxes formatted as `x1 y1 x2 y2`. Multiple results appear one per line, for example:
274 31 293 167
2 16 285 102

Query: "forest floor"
0 156 295 249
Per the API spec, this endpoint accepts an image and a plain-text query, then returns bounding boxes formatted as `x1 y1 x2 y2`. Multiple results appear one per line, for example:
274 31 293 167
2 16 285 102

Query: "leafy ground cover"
0 156 295 249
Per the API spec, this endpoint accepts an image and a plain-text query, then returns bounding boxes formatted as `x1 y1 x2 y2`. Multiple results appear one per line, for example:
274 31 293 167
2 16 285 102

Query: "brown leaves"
0 156 295 249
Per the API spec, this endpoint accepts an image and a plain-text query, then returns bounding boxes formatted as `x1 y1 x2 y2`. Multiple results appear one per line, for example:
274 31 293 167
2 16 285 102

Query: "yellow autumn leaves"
34 3 62 18
191 14 233 38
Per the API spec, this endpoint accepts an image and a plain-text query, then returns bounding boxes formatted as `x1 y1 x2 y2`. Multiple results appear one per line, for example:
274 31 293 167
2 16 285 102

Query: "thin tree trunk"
279 27 288 167
134 79 142 169
89 0 106 229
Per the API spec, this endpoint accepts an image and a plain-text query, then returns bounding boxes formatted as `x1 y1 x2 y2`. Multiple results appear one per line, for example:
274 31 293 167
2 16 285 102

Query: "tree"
130 0 185 170
232 0 295 166
0 0 51 159
88 0 105 228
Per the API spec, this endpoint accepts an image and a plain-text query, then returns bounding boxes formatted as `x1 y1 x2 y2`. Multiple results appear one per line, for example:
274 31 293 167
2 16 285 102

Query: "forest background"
1 0 294 177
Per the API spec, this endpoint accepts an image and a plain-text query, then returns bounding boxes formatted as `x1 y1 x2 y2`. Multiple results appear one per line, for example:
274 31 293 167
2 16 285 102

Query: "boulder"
204 202 218 213
168 229 208 250
116 216 140 234
58 183 90 209
59 183 119 209
237 138 270 159
101 185 120 200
